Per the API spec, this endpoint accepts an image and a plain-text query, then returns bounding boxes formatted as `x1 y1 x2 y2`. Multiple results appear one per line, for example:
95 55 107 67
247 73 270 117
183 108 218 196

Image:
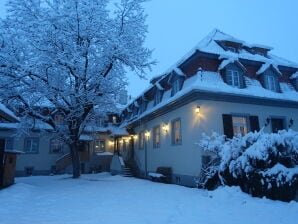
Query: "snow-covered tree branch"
0 0 154 178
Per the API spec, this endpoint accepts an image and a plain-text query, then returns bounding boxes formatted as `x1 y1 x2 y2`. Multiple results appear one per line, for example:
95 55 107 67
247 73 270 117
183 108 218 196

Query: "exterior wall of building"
132 99 298 187
0 130 69 176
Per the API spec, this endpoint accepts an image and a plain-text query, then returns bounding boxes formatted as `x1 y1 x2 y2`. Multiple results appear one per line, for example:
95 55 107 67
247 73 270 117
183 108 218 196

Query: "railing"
55 151 90 172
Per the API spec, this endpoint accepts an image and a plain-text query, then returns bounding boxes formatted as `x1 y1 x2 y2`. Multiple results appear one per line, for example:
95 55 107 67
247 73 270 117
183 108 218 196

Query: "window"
139 131 145 150
271 118 285 133
264 75 278 92
0 137 14 150
226 70 241 88
171 118 182 145
24 138 39 153
50 138 63 153
153 126 161 148
232 116 248 136
94 140 105 152
140 101 148 113
171 78 183 96
154 90 163 106
222 114 259 139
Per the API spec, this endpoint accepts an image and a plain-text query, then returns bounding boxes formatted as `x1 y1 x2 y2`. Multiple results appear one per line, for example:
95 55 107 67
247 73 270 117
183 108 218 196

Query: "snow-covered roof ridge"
256 62 282 76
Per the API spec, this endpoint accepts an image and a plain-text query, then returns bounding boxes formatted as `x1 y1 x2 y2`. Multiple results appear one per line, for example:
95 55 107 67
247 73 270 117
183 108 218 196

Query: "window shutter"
222 114 233 139
249 116 260 132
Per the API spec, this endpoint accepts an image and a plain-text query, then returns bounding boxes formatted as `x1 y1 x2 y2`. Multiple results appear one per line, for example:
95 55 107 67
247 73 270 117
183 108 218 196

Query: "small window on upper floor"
154 90 163 106
139 101 148 114
171 78 183 96
264 74 279 92
226 70 242 88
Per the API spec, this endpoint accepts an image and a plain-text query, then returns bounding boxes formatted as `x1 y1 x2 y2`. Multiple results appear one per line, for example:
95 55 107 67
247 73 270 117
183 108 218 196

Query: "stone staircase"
122 166 133 177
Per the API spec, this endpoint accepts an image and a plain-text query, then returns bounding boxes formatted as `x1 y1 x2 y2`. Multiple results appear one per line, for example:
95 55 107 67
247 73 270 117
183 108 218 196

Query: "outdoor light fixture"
162 123 169 134
289 118 294 128
195 105 200 114
145 130 150 139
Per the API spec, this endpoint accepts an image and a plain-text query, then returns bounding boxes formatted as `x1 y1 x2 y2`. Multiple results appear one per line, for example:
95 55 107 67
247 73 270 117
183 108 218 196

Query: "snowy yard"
0 173 297 224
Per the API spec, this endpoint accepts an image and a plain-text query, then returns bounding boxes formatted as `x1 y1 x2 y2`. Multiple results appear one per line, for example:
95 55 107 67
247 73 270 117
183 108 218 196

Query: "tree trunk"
70 142 81 178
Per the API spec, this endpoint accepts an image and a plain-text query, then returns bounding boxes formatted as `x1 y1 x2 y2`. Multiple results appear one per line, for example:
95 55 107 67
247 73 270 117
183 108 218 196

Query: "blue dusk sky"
1 0 298 97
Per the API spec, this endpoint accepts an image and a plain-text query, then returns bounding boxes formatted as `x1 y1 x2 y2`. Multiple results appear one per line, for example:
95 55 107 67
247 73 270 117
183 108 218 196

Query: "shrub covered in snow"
198 129 298 201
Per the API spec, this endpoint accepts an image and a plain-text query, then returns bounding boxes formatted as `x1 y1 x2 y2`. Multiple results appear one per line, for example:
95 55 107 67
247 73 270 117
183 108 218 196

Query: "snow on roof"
290 72 298 79
217 56 246 71
173 67 185 76
244 43 273 50
256 62 282 76
155 81 164 91
0 103 19 121
79 134 93 141
122 70 298 127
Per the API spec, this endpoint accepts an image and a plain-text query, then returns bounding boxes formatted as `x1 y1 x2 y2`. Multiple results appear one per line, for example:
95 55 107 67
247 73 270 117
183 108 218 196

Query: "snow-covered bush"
199 129 298 201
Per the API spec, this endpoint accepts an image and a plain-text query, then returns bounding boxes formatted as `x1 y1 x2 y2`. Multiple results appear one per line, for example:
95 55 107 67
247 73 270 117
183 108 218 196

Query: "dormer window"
290 72 298 91
219 61 245 88
154 90 163 106
264 74 278 92
139 101 148 113
171 78 183 96
257 64 281 92
226 70 241 87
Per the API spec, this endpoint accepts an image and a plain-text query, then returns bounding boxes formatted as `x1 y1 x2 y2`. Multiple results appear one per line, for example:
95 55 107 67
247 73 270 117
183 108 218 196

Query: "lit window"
112 116 117 124
24 138 39 153
171 118 182 145
50 138 63 153
226 70 241 87
94 140 105 152
153 126 161 148
232 116 248 136
264 75 278 92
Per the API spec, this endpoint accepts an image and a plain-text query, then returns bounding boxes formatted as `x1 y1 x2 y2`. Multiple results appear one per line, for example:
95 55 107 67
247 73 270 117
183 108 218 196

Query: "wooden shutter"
249 116 260 132
222 114 233 139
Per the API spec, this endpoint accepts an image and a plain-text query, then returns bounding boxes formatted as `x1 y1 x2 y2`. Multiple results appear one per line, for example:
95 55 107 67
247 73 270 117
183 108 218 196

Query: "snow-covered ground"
0 173 297 224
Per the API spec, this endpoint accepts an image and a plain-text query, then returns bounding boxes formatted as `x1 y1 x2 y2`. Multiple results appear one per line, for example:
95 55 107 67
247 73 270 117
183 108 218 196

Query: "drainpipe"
145 137 147 178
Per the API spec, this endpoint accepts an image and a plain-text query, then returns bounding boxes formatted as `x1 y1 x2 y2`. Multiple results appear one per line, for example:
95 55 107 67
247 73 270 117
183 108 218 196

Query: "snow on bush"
198 129 298 201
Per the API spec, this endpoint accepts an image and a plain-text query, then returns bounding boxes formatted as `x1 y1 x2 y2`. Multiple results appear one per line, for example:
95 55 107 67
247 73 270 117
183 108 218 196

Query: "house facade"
0 105 122 176
119 29 298 187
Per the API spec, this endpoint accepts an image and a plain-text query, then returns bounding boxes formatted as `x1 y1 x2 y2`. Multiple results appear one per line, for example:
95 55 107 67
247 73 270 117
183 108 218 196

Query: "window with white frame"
153 125 161 148
50 138 63 153
232 116 248 136
171 79 182 96
171 118 182 145
154 90 163 106
264 74 279 92
226 70 241 88
24 138 39 153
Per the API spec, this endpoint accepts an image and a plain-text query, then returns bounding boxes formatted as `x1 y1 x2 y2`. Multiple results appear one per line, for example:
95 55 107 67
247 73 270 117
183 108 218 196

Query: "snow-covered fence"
198 129 298 202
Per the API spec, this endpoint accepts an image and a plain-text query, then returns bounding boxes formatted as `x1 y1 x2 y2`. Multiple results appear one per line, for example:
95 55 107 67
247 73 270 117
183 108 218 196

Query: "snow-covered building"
119 29 298 186
0 103 122 176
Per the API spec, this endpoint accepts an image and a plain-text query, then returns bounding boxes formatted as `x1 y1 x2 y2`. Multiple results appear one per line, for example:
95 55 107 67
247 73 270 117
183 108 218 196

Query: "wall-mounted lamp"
265 117 271 127
108 140 114 146
162 123 169 134
145 130 150 139
289 118 294 128
195 105 200 114
132 135 138 140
